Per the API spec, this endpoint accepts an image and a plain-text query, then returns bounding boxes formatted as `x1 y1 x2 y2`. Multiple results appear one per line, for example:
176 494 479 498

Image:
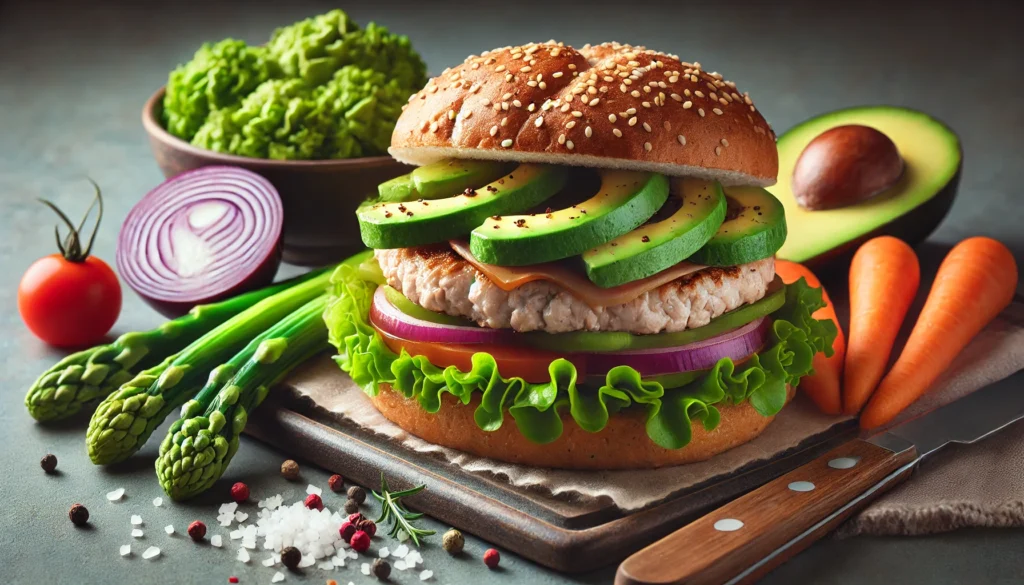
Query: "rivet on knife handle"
614 439 918 585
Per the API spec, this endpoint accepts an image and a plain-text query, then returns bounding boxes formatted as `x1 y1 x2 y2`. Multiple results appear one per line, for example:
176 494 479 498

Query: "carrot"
843 236 920 415
860 237 1018 429
775 260 845 415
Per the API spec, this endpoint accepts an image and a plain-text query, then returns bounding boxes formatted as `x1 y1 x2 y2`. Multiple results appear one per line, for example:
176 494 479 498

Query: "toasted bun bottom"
370 383 794 469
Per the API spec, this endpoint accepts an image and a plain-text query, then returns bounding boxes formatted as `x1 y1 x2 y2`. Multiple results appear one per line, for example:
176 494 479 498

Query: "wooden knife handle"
615 439 918 585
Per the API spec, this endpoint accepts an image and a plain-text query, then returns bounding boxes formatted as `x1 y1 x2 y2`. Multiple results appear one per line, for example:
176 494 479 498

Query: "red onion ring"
117 166 283 317
370 286 511 345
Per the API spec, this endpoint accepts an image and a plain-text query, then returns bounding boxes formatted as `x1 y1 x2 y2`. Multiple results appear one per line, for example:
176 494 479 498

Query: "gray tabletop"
2 1 1023 583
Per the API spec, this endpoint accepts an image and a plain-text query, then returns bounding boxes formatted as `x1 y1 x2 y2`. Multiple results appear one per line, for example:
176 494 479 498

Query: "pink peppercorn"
328 474 344 493
230 482 249 503
304 493 324 511
348 512 364 523
339 520 356 543
349 530 371 553
483 548 500 569
188 520 207 542
228 578 239 584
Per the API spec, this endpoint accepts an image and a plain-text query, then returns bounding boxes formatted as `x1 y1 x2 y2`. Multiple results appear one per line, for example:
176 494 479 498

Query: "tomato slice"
372 322 582 383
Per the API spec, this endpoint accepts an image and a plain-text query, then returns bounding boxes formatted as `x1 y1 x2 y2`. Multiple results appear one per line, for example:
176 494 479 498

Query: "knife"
615 378 1024 585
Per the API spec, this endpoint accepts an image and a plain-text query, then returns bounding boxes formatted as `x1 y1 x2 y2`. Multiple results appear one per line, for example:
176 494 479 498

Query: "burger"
324 42 836 469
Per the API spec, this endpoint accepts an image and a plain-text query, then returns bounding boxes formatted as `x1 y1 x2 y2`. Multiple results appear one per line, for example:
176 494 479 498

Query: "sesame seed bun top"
390 42 779 187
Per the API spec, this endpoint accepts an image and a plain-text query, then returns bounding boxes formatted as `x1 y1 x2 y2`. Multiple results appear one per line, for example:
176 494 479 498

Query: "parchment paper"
282 300 1024 522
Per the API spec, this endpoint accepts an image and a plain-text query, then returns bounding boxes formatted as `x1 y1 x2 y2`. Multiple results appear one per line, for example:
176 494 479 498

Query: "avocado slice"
688 186 787 266
378 159 513 203
769 106 961 267
358 164 568 249
382 286 468 326
583 178 727 288
469 170 670 266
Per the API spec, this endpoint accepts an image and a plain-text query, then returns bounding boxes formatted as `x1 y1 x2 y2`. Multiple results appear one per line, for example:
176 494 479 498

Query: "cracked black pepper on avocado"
325 41 838 470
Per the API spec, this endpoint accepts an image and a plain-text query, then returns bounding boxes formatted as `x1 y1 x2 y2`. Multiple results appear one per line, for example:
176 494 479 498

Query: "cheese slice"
449 240 707 308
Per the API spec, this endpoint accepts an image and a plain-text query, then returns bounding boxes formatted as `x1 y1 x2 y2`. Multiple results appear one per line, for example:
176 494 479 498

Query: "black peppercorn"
442 528 465 554
41 453 58 473
344 499 360 514
68 503 89 526
280 460 300 481
281 546 301 570
347 485 366 504
372 558 391 580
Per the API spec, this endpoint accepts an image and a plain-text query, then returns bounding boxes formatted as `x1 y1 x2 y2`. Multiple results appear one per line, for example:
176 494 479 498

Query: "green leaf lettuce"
323 258 837 450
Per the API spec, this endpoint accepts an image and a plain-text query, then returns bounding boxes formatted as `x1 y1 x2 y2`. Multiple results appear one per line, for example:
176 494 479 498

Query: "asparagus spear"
86 268 333 465
156 296 328 500
25 281 301 422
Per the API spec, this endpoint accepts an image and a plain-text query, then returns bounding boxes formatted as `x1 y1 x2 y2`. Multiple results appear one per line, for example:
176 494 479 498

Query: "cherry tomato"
372 322 585 383
19 254 122 348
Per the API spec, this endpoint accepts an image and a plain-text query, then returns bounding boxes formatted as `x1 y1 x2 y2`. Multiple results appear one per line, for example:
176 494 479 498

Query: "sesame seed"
684 89 692 97
631 90 641 98
677 134 686 145
482 98 491 106
527 103 536 111
683 101 693 109
535 117 544 128
560 104 571 112
505 74 513 82
642 101 651 108
552 71 564 78
613 128 623 137
589 98 600 106
489 125 498 136
566 140 574 150
496 65 506 72
699 108 706 117
568 64 576 70
713 108 723 115
566 120 576 129
669 75 679 83
626 108 637 115
572 111 583 118
644 86 652 94
587 86 597 95
744 94 753 105
642 122 651 132
502 93 513 101
715 146 722 156
501 117 509 126
628 117 638 127
671 93 682 102
721 138 729 146
527 80 538 87
513 99 522 108
644 142 652 152
501 102 509 111
448 110 455 120
695 91 705 98
522 66 532 72
663 120 671 130
429 122 438 133
464 111 473 119
608 114 617 123
719 98 729 106
502 139 514 148
558 133 566 144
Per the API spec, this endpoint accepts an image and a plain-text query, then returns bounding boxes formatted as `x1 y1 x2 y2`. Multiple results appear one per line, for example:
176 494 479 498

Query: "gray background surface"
2 0 1023 583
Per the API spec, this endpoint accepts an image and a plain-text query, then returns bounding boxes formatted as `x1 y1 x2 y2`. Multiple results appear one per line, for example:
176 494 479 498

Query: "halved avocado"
769 106 961 268
582 178 726 288
469 170 670 266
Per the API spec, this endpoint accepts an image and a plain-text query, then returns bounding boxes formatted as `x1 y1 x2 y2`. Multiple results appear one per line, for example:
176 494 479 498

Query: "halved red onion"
117 166 283 317
370 286 511 345
584 317 771 377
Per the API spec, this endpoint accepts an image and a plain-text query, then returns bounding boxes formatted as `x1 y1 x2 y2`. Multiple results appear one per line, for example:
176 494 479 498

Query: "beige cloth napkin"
282 299 1024 534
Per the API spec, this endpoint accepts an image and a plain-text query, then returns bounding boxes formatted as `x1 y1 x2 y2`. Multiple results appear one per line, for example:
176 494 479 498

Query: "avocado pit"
792 124 904 211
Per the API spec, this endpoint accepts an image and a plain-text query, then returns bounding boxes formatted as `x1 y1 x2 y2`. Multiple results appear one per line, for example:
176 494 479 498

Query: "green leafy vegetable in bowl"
162 9 427 160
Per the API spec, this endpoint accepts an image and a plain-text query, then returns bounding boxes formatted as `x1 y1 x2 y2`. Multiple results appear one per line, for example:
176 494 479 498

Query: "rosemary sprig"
372 473 435 547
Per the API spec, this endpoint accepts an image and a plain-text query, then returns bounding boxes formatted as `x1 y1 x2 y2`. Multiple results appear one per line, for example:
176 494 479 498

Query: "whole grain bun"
391 42 778 187
370 383 794 469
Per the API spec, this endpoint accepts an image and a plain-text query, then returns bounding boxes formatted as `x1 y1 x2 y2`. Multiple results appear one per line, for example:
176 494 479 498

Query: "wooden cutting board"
245 388 855 573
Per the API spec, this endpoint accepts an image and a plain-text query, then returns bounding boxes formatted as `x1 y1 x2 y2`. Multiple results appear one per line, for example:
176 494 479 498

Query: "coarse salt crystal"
229 529 242 540
299 554 316 568
306 484 322 496
394 560 408 571
152 497 163 507
332 557 345 568
361 563 371 576
318 562 334 570
393 544 409 558
236 548 250 563
262 556 276 567
271 572 285 583
164 525 174 535
219 502 238 515
120 545 131 557
132 529 144 538
234 511 248 522
420 570 434 581
106 488 125 501
142 546 160 560
131 515 143 525
379 548 390 558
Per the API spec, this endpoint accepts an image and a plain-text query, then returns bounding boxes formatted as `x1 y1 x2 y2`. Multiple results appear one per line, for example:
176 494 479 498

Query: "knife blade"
615 379 1024 585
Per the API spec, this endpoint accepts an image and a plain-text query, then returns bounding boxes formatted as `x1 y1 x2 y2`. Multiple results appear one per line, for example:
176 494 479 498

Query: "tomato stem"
40 179 104 263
